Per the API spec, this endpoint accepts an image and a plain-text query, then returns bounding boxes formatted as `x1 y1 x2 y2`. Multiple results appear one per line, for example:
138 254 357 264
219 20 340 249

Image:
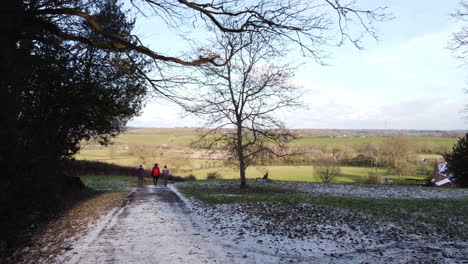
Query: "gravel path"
56 185 245 264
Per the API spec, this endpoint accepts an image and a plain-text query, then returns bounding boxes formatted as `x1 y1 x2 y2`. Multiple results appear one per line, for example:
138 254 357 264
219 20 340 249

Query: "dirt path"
57 185 245 264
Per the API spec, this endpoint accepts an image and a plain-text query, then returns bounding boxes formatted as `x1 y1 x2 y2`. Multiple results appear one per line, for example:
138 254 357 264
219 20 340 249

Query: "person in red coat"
151 163 160 185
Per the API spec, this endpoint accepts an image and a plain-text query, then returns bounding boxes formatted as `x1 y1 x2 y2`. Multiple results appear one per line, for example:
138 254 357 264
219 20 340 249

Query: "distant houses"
433 161 454 187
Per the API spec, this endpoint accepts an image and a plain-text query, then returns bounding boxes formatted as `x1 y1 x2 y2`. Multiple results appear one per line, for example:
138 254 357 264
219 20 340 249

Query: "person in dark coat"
137 165 144 187
162 165 169 186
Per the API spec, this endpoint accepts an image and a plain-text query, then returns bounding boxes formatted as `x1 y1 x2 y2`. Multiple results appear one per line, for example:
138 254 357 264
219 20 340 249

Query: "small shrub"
168 175 185 182
314 158 341 183
363 171 384 185
185 174 197 181
206 172 221 180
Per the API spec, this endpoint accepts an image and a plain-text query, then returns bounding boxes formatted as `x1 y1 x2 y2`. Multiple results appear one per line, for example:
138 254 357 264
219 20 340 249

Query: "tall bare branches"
10 0 390 67
449 1 468 64
184 30 302 187
448 1 468 119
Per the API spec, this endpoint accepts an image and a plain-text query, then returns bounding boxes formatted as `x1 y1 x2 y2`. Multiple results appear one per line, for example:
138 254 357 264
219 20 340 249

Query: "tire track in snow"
58 185 245 264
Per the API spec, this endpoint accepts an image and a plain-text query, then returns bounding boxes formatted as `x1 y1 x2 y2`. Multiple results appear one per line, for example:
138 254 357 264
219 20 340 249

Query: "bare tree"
185 31 302 187
128 144 160 170
314 158 341 183
380 136 415 177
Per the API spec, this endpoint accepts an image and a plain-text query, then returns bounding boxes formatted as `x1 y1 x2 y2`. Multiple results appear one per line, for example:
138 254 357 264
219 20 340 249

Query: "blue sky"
128 0 467 130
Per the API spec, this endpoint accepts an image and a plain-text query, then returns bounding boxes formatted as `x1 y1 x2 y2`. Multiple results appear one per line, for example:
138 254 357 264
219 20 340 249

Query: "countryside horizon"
127 126 467 132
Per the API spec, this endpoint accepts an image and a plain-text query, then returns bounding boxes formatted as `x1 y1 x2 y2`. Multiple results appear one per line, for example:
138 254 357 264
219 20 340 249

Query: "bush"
339 154 376 167
363 171 384 185
314 158 341 183
167 175 186 182
185 174 197 181
206 172 221 180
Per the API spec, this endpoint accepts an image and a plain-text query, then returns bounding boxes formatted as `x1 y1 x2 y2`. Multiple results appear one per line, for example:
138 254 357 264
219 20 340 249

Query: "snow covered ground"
35 181 467 264
174 181 468 264
55 185 245 264
287 182 468 199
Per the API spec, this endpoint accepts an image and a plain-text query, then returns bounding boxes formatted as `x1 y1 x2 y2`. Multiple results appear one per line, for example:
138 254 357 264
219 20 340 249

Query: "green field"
75 128 457 184
116 134 173 145
188 166 424 183
291 136 456 153
291 136 456 146
81 175 155 190
84 130 458 150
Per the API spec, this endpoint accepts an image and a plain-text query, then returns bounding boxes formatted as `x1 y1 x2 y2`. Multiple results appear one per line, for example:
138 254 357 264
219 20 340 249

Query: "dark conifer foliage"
0 0 148 250
444 133 468 188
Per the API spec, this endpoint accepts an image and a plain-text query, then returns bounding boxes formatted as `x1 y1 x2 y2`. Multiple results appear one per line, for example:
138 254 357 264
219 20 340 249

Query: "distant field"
111 134 196 145
126 127 198 135
116 134 172 144
75 128 457 184
115 131 458 147
291 136 457 153
79 166 425 186
291 136 386 146
97 132 458 152
187 166 425 183
75 149 136 166
78 128 458 153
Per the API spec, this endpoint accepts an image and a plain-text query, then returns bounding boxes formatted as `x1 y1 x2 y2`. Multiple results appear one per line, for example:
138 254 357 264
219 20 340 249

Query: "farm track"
57 186 245 264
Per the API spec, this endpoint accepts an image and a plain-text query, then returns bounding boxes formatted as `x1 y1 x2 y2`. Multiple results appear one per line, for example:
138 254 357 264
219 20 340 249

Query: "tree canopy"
0 1 149 247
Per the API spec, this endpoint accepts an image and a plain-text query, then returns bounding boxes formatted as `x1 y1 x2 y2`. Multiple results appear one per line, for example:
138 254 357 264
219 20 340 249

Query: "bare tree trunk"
236 121 247 188
239 155 247 188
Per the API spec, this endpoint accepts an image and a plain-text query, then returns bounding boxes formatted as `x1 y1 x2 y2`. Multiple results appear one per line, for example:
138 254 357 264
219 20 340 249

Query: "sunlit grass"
81 175 152 190
115 134 172 144
185 166 425 183
75 149 137 166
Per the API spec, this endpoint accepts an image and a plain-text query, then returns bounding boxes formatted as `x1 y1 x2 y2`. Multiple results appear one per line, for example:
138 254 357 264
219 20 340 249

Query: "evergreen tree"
0 0 149 248
444 133 468 188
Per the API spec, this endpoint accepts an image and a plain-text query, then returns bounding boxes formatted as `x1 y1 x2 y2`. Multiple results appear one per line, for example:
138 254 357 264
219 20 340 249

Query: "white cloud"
128 100 203 128
280 96 467 130
362 26 461 83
